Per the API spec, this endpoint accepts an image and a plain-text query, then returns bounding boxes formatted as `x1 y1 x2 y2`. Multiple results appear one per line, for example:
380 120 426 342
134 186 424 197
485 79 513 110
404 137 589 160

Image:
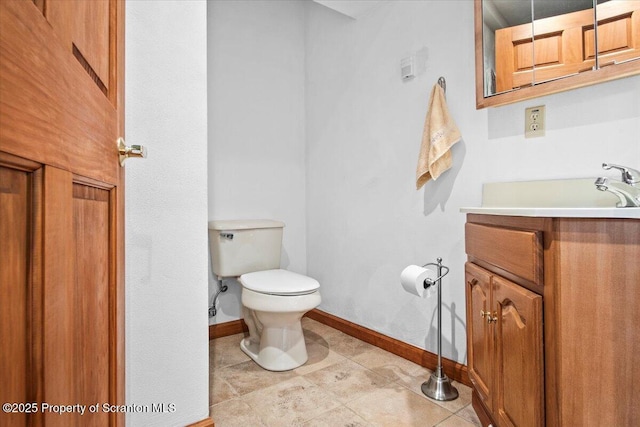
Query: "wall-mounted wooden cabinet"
475 0 640 108
465 214 640 426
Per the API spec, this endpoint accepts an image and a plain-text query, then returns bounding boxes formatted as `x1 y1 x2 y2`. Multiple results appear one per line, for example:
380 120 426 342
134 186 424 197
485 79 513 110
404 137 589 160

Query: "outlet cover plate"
525 105 545 138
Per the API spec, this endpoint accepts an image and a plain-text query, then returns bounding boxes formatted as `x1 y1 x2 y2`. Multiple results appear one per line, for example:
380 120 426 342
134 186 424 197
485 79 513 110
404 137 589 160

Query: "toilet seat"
239 269 319 296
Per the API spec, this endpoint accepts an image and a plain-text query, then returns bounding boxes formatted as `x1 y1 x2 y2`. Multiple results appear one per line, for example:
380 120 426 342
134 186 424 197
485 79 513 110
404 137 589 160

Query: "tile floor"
209 317 481 427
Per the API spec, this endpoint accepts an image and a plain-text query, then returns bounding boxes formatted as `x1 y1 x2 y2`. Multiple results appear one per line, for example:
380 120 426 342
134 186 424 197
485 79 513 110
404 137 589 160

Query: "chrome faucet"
595 163 640 207
602 163 640 185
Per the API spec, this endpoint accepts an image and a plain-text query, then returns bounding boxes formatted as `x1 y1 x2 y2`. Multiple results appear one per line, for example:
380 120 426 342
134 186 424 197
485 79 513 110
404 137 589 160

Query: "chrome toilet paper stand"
421 258 459 401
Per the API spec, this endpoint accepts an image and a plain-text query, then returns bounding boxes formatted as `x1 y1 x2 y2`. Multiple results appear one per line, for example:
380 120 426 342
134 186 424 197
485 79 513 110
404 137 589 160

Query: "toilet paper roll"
400 265 438 298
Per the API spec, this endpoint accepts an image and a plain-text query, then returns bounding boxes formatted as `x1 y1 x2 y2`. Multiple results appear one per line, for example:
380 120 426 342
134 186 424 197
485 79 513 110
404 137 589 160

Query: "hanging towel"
415 83 461 189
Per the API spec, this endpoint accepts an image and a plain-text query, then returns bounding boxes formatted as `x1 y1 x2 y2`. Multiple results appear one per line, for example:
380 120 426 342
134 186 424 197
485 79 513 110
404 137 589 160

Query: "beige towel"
415 84 461 189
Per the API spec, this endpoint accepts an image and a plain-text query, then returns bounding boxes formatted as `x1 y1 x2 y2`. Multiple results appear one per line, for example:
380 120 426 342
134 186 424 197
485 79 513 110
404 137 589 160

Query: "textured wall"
207 0 307 324
125 1 210 425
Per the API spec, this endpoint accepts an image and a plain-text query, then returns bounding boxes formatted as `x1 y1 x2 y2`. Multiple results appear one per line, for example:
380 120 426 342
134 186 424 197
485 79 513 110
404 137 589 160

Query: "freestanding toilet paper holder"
420 257 459 401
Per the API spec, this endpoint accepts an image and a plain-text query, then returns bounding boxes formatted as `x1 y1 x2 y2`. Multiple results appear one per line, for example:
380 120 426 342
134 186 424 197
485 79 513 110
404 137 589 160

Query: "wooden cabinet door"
465 262 494 413
493 275 544 427
592 1 640 67
0 1 125 426
495 1 640 92
495 7 597 92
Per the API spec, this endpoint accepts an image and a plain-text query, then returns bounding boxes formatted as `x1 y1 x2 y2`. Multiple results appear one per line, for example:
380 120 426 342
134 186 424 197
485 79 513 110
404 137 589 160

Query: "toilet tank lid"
240 269 320 295
208 219 285 231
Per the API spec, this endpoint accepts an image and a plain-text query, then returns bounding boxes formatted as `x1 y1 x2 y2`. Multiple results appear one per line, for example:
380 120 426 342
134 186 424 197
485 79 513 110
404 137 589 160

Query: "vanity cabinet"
464 214 640 427
465 225 544 427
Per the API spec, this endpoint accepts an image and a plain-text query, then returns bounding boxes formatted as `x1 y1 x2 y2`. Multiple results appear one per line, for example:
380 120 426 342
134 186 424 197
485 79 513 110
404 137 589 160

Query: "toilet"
208 219 321 371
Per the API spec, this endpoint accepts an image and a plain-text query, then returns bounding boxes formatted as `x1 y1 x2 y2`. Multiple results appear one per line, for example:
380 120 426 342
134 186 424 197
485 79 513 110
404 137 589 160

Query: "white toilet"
208 219 321 371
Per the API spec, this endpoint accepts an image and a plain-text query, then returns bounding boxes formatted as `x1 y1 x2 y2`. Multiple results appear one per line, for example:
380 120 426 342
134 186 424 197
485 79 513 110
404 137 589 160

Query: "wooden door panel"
41 166 75 426
0 0 119 184
72 183 111 426
47 0 111 93
39 169 115 427
465 263 493 412
493 275 544 427
0 166 30 427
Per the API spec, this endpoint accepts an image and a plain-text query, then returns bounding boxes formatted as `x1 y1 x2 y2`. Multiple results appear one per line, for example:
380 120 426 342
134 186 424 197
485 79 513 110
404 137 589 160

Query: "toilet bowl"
239 269 320 371
208 220 321 371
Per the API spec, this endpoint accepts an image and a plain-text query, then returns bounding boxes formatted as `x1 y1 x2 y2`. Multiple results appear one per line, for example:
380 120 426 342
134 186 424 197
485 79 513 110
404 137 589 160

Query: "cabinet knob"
481 310 498 324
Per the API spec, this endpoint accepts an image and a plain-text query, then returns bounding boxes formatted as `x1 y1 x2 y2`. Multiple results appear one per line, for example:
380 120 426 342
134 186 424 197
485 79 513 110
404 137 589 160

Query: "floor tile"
346 382 453 426
209 370 239 405
436 414 478 427
302 405 371 426
301 317 340 339
241 376 342 426
209 398 266 427
293 341 347 376
217 359 297 396
303 359 392 404
351 346 426 383
400 373 473 414
209 333 250 369
455 404 482 427
321 330 377 358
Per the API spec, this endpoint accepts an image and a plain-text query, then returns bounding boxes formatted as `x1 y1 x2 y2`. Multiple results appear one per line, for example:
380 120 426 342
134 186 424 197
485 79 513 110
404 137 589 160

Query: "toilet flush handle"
220 232 234 240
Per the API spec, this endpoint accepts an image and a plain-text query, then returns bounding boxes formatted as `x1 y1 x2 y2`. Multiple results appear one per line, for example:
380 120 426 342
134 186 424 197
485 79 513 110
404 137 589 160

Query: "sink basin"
481 178 618 208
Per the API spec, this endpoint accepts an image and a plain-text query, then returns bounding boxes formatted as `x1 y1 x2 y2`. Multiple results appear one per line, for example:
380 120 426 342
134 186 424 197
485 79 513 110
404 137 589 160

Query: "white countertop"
462 179 640 219
460 207 640 219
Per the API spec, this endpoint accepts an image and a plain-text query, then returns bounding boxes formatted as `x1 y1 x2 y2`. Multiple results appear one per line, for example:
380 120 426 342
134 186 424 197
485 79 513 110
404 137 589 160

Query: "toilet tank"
208 219 284 278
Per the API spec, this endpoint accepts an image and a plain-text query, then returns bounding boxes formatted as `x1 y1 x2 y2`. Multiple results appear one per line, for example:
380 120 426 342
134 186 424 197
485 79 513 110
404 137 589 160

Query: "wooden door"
465 263 493 413
0 0 125 426
493 275 544 427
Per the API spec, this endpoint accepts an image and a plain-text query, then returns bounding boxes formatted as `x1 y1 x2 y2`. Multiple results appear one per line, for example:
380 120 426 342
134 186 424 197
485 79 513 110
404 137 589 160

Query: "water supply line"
421 258 458 401
209 277 228 318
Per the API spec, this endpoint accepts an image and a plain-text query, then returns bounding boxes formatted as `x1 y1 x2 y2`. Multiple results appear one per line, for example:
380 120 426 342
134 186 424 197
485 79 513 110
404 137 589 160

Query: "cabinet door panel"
465 263 493 412
493 275 544 427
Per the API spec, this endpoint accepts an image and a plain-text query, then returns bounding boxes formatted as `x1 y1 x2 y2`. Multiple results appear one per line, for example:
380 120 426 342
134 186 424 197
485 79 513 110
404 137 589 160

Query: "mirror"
475 0 640 108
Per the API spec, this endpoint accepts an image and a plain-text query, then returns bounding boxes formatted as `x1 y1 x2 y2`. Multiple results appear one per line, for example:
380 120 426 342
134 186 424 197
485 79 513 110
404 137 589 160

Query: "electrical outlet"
525 105 545 138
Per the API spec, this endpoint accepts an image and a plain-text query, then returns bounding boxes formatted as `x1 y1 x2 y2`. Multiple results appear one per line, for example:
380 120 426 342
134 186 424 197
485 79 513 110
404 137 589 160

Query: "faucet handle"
602 163 640 185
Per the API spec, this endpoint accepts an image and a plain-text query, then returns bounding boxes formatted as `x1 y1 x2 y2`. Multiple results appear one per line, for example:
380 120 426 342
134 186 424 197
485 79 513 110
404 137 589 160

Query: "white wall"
207 0 307 324
125 1 209 425
305 0 640 364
